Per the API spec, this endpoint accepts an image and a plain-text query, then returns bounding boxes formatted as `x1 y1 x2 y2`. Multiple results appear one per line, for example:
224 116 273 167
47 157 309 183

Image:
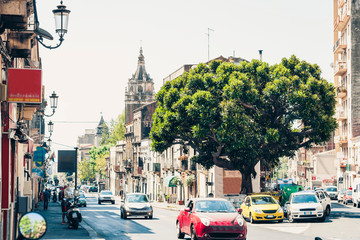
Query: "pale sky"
35 0 334 156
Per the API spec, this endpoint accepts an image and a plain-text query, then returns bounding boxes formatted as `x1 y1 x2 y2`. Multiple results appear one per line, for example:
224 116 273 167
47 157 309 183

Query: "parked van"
353 178 360 208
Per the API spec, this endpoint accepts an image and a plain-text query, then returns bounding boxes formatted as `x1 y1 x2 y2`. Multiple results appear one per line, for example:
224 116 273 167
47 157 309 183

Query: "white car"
286 191 325 222
315 189 331 216
325 186 338 200
98 190 115 204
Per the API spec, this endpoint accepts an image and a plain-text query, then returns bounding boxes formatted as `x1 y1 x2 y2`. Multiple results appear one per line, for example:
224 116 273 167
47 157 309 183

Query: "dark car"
78 193 87 207
176 198 247 240
89 186 98 192
120 193 153 219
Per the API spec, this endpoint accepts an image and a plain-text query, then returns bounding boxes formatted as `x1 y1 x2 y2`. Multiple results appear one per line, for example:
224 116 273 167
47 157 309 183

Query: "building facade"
333 0 360 189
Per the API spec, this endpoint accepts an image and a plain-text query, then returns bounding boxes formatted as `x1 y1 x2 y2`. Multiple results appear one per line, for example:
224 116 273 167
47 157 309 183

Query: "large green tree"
89 145 110 179
150 56 337 193
100 111 125 146
78 158 95 182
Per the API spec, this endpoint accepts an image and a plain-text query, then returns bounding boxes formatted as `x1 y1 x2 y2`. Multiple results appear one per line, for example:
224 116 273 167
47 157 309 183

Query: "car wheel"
357 201 360 208
84 204 86 207
318 215 326 222
250 213 256 224
176 222 185 239
98 200 101 205
288 213 295 223
325 206 331 216
123 211 127 219
191 225 197 240
278 219 283 223
149 215 153 219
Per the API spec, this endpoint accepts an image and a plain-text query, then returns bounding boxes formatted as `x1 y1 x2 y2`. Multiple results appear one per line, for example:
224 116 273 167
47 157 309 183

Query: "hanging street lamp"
33 0 71 49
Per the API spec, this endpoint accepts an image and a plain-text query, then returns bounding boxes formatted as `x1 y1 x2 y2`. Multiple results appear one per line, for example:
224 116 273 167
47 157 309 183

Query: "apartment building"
333 0 360 189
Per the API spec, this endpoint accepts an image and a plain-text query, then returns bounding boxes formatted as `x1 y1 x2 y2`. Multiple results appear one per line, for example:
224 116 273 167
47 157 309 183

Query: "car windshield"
251 196 277 205
346 191 352 195
292 194 318 204
126 194 149 203
195 200 236 213
101 191 113 195
326 187 337 192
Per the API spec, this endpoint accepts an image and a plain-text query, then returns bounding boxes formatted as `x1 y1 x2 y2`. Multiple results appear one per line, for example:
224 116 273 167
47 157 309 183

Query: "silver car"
120 193 153 219
98 190 115 204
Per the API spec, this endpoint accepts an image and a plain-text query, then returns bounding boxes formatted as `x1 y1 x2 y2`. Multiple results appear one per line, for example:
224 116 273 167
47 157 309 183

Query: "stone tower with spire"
125 47 155 124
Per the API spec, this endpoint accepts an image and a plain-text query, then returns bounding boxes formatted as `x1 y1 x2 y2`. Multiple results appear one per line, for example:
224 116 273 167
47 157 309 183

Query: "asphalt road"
80 194 360 240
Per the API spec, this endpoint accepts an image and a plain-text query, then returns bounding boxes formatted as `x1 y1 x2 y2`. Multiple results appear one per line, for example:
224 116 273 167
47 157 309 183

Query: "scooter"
65 197 82 229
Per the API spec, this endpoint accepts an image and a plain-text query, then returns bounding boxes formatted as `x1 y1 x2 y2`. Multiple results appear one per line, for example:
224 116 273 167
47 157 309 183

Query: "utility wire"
51 141 75 149
50 121 98 124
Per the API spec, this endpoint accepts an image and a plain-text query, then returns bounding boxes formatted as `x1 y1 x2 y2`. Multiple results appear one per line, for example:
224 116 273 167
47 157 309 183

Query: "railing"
335 61 347 76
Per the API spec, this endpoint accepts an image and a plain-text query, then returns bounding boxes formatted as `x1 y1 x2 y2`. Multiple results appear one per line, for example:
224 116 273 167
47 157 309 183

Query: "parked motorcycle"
65 197 82 229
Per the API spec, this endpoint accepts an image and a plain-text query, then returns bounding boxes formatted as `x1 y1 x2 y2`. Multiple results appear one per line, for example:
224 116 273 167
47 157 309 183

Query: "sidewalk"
36 201 92 239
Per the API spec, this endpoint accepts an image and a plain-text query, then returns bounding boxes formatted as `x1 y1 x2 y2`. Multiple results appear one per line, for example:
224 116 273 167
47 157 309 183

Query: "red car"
343 189 353 205
176 198 247 240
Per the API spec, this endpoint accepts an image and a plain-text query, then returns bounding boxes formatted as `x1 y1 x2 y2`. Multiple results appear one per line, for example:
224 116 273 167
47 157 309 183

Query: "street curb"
153 205 182 212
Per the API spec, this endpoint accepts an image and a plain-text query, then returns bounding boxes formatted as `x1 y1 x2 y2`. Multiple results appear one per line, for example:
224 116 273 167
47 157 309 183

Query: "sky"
35 0 334 155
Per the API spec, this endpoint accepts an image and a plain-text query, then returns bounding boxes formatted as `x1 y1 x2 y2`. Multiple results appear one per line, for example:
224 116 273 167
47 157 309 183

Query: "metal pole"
207 28 214 61
74 147 78 190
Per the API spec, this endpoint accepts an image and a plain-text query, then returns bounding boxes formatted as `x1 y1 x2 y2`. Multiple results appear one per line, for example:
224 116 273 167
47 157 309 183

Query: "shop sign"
32 167 44 178
34 147 46 167
7 68 42 103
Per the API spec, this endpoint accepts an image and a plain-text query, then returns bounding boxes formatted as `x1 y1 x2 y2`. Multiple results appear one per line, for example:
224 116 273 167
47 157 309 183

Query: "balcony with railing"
338 110 348 121
334 61 347 76
333 38 347 54
337 85 347 98
338 0 346 8
334 2 350 31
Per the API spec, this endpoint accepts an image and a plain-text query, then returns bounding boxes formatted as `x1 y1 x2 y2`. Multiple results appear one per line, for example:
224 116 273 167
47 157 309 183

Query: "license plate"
303 212 312 215
267 215 274 218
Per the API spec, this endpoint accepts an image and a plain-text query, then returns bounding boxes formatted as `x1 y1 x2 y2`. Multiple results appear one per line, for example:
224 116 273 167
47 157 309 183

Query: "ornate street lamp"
47 138 52 148
49 91 59 110
48 121 54 134
38 91 59 117
33 0 71 49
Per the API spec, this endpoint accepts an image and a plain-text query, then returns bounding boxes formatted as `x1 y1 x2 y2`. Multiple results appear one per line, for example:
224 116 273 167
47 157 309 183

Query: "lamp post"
33 0 71 49
48 121 54 135
39 91 59 117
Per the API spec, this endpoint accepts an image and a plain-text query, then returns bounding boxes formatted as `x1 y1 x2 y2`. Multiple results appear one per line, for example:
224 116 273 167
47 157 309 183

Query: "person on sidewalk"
60 186 67 224
43 189 50 210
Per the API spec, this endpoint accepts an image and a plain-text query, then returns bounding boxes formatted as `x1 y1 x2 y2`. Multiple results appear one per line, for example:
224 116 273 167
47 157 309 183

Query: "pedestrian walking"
43 189 50 210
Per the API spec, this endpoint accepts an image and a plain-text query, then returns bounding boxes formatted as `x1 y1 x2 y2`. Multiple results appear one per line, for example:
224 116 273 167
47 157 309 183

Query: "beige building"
333 0 360 189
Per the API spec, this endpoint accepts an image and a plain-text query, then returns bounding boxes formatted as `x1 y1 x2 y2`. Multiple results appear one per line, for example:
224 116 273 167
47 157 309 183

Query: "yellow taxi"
240 194 284 223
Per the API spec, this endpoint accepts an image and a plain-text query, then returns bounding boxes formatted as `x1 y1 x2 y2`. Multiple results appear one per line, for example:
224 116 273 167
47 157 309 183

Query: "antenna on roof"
206 28 214 61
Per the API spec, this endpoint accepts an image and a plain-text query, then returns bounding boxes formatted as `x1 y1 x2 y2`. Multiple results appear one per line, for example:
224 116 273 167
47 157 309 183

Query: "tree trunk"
240 172 253 194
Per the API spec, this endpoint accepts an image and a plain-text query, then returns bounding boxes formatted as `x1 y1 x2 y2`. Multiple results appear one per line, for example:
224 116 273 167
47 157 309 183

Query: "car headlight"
316 205 323 211
236 216 244 226
253 207 262 214
200 218 210 226
277 207 283 213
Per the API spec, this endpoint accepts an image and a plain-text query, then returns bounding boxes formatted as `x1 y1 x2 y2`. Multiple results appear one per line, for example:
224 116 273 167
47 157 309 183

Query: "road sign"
181 172 186 178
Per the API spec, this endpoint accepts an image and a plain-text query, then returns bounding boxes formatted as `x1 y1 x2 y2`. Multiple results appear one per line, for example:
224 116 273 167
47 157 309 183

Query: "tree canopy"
100 111 125 146
150 55 337 193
